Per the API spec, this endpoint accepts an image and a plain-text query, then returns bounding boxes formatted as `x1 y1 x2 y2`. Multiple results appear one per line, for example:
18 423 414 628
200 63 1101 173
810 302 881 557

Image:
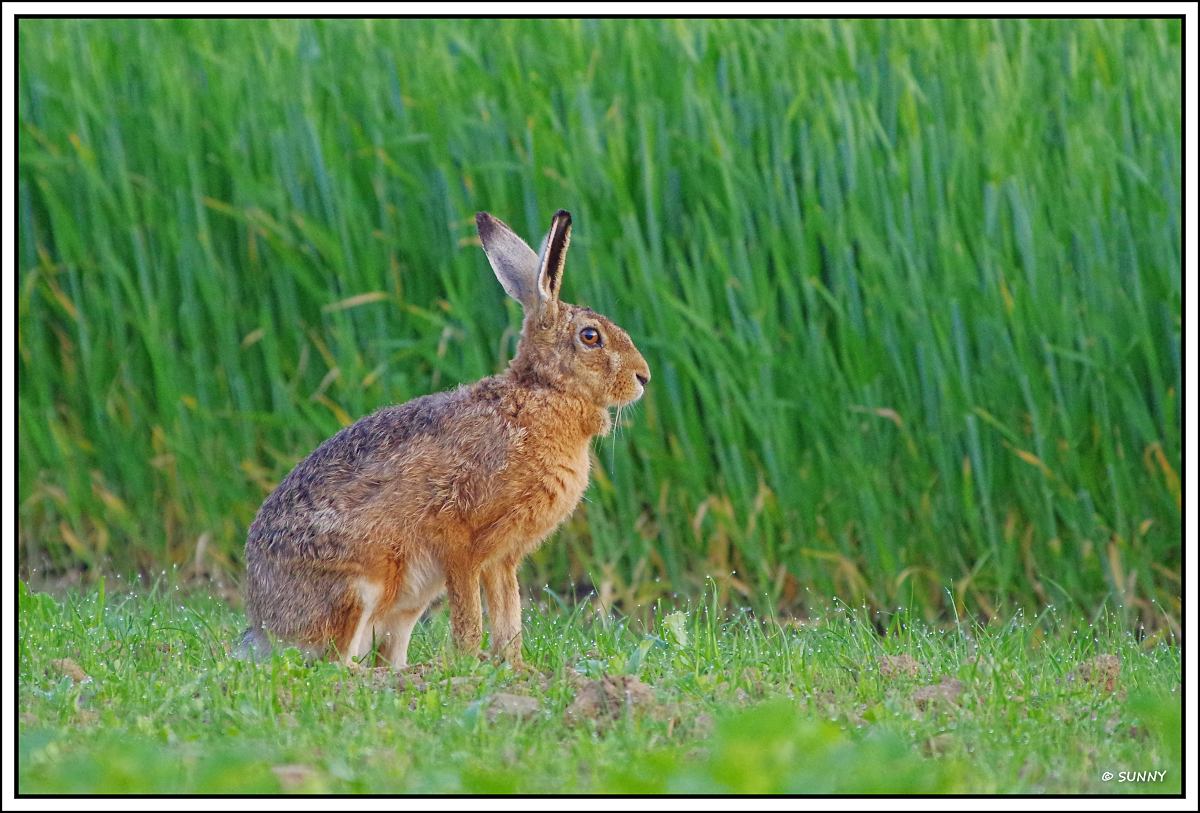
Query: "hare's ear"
476 212 540 309
536 209 572 303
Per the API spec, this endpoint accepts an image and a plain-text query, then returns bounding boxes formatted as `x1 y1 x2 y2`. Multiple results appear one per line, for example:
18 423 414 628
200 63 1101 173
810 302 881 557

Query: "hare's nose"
635 372 649 387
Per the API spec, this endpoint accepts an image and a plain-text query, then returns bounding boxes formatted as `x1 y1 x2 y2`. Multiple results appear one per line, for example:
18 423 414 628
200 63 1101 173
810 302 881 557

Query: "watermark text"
1101 770 1167 783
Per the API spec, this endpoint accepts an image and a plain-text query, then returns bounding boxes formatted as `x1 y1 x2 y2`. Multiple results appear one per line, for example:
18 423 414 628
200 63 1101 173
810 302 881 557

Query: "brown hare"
238 210 650 669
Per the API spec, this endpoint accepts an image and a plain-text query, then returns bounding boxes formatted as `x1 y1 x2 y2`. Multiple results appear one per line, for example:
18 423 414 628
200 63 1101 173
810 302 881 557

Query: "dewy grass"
17 19 1181 623
17 579 1181 794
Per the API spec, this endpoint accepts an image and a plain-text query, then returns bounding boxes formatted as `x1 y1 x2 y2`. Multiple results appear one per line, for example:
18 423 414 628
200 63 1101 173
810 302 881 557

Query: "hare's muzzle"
630 367 650 402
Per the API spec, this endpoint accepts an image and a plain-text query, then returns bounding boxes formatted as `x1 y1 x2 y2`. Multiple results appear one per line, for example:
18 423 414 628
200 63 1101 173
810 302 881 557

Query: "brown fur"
241 210 650 668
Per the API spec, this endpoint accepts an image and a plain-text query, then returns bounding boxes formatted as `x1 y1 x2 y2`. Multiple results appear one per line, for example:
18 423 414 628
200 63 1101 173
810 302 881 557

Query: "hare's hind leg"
338 579 385 667
483 558 524 666
245 556 365 663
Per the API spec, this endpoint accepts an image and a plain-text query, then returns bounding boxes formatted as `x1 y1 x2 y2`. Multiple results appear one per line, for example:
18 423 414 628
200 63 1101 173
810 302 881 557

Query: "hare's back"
247 387 472 556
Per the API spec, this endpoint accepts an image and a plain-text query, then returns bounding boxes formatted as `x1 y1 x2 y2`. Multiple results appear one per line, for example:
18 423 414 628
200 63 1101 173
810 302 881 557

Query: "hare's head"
477 209 650 409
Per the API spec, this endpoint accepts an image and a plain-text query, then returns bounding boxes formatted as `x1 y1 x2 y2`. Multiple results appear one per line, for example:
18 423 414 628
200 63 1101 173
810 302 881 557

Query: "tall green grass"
17 19 1181 624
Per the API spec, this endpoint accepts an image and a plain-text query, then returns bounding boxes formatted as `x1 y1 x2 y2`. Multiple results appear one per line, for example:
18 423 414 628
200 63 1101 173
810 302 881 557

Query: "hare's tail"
234 626 271 662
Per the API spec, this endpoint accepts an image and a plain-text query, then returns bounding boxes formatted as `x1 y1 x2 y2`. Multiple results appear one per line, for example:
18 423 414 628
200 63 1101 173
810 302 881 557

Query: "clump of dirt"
486 692 540 722
561 668 591 691
565 675 655 727
271 764 318 791
50 658 91 684
511 668 553 693
363 663 438 692
1073 654 1121 692
878 654 922 680
913 678 965 710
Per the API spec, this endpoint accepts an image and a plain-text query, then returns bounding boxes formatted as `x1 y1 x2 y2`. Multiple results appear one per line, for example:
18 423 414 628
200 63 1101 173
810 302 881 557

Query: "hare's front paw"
506 656 536 676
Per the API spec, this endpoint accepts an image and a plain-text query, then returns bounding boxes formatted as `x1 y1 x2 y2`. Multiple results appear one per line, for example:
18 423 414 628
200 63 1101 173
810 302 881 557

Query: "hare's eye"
580 327 601 347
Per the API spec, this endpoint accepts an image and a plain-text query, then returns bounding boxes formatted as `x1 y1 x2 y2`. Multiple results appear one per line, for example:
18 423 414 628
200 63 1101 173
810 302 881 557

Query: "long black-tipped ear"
536 209 572 303
476 212 541 309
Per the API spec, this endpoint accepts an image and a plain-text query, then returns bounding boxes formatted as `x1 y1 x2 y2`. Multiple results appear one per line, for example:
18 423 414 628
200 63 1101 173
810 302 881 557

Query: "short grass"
18 580 1181 795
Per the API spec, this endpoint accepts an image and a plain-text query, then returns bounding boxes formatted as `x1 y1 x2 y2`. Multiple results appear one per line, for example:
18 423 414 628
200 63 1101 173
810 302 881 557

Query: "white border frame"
2 3 1195 811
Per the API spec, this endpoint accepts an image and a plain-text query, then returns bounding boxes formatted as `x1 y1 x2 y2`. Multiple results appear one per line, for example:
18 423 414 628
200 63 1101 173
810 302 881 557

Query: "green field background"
17 18 1181 625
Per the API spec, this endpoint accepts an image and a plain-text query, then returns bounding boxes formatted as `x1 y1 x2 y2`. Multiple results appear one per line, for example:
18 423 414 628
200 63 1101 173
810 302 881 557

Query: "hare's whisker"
608 405 620 472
